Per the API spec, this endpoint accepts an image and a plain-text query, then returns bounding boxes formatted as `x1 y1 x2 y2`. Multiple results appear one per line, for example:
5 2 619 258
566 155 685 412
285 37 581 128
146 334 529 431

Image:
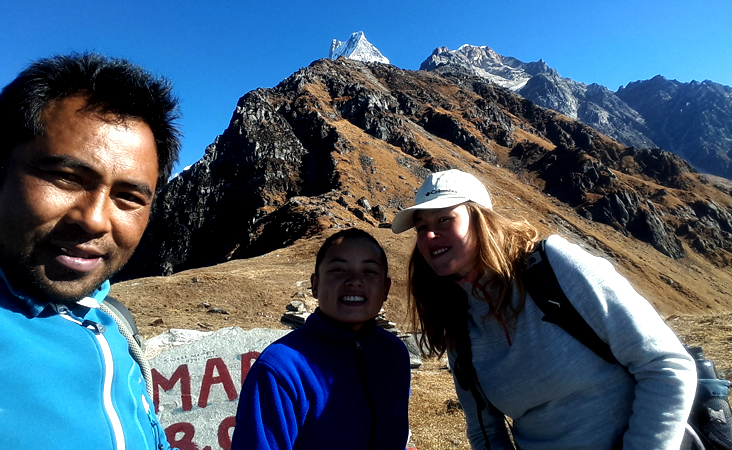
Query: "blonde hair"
408 203 540 357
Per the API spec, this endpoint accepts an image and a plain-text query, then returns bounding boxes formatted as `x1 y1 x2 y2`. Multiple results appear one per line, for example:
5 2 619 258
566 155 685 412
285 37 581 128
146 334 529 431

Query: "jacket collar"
310 307 378 341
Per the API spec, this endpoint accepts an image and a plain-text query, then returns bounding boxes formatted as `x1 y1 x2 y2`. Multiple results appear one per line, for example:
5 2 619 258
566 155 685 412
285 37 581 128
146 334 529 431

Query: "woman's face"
413 204 478 278
311 237 391 331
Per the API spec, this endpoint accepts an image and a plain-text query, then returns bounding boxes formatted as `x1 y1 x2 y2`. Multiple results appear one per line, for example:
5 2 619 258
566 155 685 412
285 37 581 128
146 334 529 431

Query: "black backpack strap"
453 298 517 449
453 322 493 450
524 240 618 364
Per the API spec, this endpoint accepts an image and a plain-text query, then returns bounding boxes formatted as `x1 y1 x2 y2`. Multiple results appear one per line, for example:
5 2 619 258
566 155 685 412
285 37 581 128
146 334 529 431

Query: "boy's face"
311 237 391 331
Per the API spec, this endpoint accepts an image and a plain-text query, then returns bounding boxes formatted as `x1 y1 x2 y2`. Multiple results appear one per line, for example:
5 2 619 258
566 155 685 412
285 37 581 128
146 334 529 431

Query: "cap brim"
391 196 469 233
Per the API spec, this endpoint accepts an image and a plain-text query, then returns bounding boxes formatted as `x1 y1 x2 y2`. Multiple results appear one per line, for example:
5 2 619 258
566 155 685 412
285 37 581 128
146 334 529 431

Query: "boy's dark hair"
314 228 389 279
0 52 181 192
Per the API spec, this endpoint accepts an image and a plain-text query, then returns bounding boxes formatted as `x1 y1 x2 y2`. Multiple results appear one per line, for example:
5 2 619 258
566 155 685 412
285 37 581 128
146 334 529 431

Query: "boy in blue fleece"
231 228 410 450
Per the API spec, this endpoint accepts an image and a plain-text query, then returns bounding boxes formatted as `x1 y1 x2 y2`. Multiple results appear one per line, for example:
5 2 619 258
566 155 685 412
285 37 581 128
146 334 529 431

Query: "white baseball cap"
391 169 492 234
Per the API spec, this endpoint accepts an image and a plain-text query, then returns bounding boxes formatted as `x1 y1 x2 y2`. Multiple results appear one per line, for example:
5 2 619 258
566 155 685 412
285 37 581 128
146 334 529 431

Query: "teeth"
59 247 99 259
342 296 365 302
432 248 448 256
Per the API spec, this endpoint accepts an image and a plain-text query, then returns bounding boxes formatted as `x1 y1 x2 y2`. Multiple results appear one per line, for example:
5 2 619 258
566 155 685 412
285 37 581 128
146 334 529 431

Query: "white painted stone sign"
148 327 290 450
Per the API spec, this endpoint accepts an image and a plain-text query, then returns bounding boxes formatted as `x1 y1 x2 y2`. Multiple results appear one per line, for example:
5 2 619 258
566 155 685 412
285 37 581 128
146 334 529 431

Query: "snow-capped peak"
329 31 389 64
420 44 552 91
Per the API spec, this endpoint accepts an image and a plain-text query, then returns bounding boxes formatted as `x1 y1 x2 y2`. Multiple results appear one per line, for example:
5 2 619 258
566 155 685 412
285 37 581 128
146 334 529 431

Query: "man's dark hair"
0 52 181 191
315 228 389 279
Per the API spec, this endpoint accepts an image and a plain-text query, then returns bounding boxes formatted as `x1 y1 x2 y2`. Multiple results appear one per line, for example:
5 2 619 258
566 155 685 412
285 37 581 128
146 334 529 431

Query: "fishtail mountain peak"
329 31 389 64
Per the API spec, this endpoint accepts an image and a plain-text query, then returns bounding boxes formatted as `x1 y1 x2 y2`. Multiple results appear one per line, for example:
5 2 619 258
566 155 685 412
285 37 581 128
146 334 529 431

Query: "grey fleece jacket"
449 234 696 450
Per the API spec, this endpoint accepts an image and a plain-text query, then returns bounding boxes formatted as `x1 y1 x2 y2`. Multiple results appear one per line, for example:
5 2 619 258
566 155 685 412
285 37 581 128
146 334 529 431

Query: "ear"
310 273 319 299
383 277 392 301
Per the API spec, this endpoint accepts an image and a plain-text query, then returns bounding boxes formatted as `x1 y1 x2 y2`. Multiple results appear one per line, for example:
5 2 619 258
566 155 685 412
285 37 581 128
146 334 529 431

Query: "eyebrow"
39 154 154 199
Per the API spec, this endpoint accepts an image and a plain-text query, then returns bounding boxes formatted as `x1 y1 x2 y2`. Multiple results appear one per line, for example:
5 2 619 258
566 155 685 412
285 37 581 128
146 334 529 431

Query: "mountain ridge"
420 45 732 180
118 58 732 317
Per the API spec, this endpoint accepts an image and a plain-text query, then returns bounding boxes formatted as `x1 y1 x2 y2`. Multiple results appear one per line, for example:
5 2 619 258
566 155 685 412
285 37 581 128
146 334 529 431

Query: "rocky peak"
329 31 389 64
616 76 732 179
420 44 542 91
421 45 656 151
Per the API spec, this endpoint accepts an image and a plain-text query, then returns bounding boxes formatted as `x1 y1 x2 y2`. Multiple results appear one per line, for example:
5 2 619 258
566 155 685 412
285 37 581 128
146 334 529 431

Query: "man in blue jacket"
0 52 180 449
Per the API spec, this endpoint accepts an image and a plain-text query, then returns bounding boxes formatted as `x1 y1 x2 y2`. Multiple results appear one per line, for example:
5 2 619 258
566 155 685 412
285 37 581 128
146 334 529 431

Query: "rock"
286 300 306 313
371 205 387 222
148 327 290 449
399 333 424 369
280 311 310 328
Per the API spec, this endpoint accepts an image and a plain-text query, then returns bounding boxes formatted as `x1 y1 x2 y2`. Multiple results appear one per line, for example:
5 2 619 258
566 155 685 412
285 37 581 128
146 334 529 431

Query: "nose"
67 190 113 235
345 273 364 288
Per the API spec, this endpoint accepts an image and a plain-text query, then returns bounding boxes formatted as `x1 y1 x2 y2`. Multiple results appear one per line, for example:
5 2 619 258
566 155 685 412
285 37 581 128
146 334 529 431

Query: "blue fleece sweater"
0 269 170 450
231 309 410 450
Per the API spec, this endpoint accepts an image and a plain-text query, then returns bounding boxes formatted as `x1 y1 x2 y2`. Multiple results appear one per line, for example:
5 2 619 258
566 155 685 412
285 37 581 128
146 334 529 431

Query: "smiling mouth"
431 247 449 256
55 246 105 273
341 295 365 303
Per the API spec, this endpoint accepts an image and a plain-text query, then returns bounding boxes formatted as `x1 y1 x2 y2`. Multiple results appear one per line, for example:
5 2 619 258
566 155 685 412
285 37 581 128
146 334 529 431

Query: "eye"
114 191 149 208
46 170 82 186
415 224 427 232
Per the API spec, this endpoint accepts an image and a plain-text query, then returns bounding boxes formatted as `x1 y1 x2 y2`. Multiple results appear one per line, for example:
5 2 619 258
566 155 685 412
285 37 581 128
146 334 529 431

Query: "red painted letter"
240 351 260 384
198 358 238 408
153 365 193 413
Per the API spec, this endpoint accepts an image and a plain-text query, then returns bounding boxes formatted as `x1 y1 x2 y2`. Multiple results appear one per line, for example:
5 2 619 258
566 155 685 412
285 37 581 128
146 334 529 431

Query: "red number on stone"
165 422 200 450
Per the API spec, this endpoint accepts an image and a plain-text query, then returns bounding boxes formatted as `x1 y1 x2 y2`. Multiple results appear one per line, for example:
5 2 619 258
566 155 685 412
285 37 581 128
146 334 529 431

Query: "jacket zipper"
142 395 165 450
59 307 126 450
355 340 377 450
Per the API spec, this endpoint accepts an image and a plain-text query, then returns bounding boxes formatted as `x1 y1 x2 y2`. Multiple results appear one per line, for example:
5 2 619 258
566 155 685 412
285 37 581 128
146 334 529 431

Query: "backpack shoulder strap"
100 296 153 398
101 296 144 348
524 240 618 364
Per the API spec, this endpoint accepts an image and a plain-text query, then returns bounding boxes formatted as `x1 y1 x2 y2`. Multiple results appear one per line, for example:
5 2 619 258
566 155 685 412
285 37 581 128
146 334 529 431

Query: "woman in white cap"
392 169 696 450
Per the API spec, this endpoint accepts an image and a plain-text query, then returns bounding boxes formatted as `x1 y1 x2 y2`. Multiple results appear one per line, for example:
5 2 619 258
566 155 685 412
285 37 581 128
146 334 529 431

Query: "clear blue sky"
2 0 731 172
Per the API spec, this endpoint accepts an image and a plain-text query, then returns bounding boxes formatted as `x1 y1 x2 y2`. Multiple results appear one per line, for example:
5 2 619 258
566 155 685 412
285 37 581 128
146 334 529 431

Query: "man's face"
0 96 158 302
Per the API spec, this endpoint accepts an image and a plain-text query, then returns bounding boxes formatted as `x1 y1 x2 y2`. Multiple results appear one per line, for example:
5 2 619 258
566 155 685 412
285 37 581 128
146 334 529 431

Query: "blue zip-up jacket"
0 268 171 450
231 309 411 450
